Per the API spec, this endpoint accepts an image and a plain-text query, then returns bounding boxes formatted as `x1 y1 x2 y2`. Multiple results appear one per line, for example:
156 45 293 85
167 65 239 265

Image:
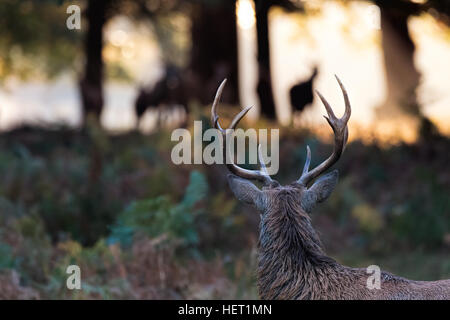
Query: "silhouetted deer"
289 67 318 114
211 78 450 300
135 65 188 127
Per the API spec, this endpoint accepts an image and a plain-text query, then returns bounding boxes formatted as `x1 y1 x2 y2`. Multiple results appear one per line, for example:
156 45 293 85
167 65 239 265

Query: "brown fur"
253 184 450 300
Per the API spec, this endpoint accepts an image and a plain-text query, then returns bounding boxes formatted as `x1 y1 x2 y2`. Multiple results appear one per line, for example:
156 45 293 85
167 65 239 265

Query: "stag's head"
211 77 351 244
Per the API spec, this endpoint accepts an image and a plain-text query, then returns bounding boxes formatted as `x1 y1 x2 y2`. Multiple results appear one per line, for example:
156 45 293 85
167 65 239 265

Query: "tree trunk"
255 0 276 119
378 4 421 117
188 1 238 105
80 0 108 123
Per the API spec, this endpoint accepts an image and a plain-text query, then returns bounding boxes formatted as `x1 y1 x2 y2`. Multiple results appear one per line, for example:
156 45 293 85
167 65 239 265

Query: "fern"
181 170 207 208
108 170 208 247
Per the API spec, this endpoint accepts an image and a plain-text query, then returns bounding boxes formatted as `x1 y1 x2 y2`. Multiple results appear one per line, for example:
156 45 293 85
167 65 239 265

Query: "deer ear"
227 174 265 210
301 170 338 212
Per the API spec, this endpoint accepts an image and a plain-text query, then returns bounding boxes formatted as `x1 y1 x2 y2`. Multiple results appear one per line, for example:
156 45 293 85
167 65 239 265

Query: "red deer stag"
211 77 450 300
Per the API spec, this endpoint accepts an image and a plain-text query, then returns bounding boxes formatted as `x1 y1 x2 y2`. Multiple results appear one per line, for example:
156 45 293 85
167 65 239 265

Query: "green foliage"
13 214 53 283
351 203 384 234
0 126 448 299
108 170 208 247
0 1 81 80
182 170 208 207
391 174 450 247
0 243 14 270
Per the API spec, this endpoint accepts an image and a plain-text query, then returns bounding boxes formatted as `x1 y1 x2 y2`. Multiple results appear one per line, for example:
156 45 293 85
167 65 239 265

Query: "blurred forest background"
0 0 449 299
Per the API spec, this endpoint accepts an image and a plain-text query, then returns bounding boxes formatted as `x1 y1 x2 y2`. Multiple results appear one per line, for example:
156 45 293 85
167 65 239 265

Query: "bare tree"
254 0 301 120
79 0 110 123
375 1 421 117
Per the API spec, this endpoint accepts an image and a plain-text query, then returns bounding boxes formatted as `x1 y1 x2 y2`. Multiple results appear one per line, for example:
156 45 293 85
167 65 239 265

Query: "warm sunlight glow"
236 0 256 30
269 1 450 145
103 17 161 83
1 2 450 142
110 29 128 46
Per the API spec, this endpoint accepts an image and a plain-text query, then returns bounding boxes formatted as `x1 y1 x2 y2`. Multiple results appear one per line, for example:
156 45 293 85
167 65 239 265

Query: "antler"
211 79 274 186
298 75 351 186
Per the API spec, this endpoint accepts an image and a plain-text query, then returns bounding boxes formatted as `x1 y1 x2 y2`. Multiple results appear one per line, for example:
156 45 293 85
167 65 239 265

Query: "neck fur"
257 190 340 299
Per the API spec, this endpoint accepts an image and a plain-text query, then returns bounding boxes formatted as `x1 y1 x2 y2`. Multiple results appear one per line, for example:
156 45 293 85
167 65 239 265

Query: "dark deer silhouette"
289 67 318 114
135 65 188 127
211 77 450 300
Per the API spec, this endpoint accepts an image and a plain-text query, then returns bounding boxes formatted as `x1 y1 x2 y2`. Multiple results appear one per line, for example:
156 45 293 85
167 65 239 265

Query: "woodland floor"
0 113 449 299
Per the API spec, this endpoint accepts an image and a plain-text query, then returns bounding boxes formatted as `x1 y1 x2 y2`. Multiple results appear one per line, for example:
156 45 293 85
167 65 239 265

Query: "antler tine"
211 80 274 186
335 75 351 122
315 90 337 122
258 144 268 175
302 145 311 176
298 76 351 186
230 106 253 130
211 78 227 133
